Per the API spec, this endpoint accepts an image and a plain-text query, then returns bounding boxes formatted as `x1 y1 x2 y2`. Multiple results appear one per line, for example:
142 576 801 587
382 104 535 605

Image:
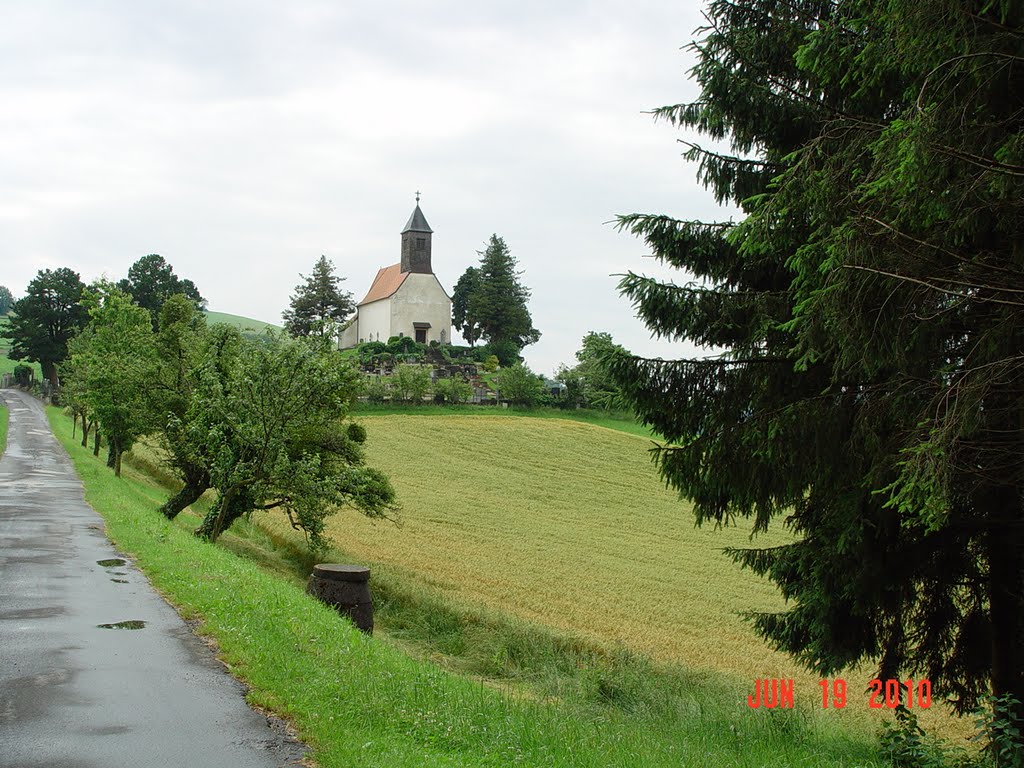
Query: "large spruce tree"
611 0 1023 723
456 235 539 364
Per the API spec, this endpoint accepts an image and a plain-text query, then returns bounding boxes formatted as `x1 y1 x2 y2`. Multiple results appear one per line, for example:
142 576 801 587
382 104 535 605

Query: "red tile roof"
358 264 408 306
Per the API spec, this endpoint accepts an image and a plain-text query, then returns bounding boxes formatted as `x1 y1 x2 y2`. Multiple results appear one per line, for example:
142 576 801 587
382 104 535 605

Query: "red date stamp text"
746 678 932 709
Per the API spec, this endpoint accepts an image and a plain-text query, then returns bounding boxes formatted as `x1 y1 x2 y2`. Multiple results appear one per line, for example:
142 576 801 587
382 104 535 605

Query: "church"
339 197 453 348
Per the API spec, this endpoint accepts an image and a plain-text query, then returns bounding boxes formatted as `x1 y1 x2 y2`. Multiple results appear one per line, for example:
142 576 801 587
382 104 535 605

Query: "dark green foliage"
453 236 540 361
451 266 482 346
7 268 88 386
282 255 354 338
611 0 1024 728
385 335 424 358
118 254 205 329
974 696 1024 768
0 285 13 315
12 363 33 387
878 708 964 768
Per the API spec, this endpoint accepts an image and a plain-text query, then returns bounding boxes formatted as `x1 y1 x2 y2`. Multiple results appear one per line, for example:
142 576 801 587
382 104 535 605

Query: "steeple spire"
400 195 433 273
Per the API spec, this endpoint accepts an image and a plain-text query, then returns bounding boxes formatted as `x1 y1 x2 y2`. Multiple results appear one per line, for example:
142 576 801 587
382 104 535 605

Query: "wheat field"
252 414 968 737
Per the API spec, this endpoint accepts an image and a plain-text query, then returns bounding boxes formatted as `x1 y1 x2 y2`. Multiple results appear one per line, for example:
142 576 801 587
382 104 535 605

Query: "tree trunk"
114 443 123 478
72 412 77 440
93 429 101 456
194 488 247 542
80 416 91 448
106 441 116 469
160 466 210 520
42 359 58 389
988 506 1024 734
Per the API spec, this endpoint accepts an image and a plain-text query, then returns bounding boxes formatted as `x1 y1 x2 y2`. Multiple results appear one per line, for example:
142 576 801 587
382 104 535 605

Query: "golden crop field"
267 415 796 678
258 414 963 737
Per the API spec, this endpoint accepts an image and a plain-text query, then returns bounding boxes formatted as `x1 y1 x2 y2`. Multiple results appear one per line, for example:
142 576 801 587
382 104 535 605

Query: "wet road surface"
0 389 307 768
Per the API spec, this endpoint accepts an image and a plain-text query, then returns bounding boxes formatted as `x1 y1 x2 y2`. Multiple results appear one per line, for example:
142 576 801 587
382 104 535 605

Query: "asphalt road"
0 389 307 768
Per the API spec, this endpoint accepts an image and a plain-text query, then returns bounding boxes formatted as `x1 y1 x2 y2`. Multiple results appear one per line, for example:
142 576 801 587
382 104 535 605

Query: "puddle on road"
97 620 146 630
110 579 129 584
96 558 126 568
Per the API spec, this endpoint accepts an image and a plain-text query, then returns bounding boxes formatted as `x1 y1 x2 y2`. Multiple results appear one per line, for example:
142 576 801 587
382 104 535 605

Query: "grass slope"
0 404 7 457
203 310 281 334
47 407 887 767
261 414 965 741
353 403 656 438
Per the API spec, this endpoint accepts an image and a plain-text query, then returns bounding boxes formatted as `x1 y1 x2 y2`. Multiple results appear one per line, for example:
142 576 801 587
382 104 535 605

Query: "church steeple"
400 192 433 274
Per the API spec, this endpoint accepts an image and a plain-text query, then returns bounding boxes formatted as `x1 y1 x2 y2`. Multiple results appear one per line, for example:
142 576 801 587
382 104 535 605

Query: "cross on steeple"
415 190 421 204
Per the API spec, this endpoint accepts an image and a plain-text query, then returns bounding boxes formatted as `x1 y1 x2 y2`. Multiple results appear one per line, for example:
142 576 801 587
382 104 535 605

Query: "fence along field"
258 413 963 739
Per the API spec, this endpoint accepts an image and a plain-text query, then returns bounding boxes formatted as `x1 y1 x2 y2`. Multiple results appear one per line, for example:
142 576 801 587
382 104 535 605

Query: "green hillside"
203 309 281 333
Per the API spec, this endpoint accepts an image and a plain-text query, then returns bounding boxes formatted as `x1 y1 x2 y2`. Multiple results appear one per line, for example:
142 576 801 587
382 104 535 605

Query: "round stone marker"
307 564 373 634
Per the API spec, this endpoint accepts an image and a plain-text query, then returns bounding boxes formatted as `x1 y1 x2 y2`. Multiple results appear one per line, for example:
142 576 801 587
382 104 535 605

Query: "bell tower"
400 191 433 274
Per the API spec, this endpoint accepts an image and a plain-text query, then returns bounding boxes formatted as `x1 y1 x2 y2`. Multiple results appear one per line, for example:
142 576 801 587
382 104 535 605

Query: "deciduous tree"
496 362 544 407
150 295 215 519
610 0 1024 727
190 331 397 550
118 254 205 329
0 285 13 315
64 285 156 477
8 268 88 387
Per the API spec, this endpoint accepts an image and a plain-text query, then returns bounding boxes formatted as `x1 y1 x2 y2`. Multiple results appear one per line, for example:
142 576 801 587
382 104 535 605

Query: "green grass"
0 405 7 457
353 402 657 439
48 407 886 767
203 310 281 334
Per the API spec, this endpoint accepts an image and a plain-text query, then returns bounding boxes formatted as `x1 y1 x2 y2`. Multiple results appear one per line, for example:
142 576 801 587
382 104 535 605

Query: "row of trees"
59 283 396 550
6 256 206 388
611 0 1024 740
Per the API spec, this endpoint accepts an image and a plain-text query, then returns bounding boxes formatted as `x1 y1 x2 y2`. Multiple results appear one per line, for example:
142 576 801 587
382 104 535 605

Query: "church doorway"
415 328 427 344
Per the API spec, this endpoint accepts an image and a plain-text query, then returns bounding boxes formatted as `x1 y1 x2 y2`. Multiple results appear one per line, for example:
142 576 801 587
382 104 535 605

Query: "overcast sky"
2 1 736 375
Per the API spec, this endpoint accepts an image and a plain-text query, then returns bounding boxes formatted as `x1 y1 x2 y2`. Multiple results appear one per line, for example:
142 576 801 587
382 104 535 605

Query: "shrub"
13 363 33 387
391 364 431 404
435 376 473 405
496 362 545 407
363 376 388 404
483 355 499 373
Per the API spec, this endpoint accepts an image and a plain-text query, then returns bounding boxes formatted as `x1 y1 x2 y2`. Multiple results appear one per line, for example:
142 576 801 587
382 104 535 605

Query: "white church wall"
357 299 391 343
391 273 452 345
339 320 359 349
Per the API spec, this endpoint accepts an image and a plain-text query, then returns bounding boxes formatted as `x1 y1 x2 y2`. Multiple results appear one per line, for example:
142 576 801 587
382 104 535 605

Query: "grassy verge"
0 404 7 457
353 402 656 439
48 407 886 767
